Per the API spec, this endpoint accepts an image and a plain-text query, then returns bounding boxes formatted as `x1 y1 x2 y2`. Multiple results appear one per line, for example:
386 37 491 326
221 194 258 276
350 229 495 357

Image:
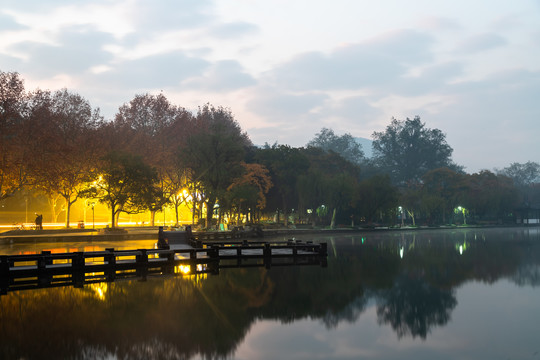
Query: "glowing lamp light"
176 265 191 274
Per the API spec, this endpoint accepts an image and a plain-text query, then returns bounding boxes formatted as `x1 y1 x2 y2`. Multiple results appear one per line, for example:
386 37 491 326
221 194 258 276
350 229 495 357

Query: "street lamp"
457 206 467 225
91 202 95 229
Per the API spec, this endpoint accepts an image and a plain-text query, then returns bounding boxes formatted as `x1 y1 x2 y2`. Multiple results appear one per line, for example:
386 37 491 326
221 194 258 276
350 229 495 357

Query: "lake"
1 227 539 359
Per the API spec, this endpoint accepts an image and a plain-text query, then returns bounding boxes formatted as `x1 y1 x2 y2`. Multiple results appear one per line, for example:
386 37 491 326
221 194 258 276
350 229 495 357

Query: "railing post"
263 243 271 258
136 249 148 265
0 256 9 275
72 252 85 271
72 252 85 288
319 243 328 256
38 251 51 270
106 248 116 266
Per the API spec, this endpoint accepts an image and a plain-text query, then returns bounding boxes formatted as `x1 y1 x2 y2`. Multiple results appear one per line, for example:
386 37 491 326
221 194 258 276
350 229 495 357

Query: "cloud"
247 88 328 122
182 60 256 91
456 33 507 54
0 12 26 31
431 69 540 171
265 29 434 91
127 0 214 33
10 26 114 76
396 61 464 96
96 51 209 89
208 21 260 39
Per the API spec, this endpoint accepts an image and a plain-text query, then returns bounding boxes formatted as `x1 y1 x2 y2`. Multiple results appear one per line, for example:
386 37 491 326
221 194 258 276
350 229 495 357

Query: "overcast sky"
1 0 539 172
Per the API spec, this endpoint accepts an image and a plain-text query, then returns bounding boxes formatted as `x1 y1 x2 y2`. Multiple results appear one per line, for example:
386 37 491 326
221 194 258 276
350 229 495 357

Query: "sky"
1 0 539 173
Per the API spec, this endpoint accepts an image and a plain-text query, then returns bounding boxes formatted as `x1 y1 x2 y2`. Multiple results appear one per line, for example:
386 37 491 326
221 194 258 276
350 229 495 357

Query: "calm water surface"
1 227 539 360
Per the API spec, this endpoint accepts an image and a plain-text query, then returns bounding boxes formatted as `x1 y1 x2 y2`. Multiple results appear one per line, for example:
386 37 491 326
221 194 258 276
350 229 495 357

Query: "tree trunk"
407 210 416 226
330 208 337 229
111 206 116 228
65 200 71 228
174 201 180 226
206 197 216 229
151 210 156 226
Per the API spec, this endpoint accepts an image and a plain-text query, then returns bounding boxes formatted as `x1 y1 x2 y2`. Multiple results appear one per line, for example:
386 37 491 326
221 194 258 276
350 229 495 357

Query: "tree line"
1 70 539 228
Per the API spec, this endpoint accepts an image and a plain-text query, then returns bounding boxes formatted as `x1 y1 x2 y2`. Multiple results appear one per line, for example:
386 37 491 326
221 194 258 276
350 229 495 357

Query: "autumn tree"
372 116 456 185
0 71 27 201
114 93 193 225
225 162 273 224
180 104 251 228
25 89 103 227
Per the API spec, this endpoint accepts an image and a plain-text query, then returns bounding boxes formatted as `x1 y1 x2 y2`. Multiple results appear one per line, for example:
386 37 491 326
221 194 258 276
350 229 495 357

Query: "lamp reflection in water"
89 283 108 301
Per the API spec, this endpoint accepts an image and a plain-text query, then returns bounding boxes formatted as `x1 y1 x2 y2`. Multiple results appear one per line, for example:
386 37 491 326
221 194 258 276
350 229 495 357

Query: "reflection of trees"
375 274 457 339
512 264 540 287
1 229 540 358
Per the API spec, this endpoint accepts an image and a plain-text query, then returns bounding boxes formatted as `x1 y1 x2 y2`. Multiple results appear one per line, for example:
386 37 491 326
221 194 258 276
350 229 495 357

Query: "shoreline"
1 223 537 245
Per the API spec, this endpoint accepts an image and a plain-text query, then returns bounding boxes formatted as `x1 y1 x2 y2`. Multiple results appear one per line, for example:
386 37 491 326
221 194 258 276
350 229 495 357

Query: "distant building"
515 203 540 225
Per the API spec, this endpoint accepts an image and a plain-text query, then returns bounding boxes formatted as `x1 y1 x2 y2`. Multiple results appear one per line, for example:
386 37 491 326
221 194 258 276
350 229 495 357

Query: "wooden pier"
0 240 327 295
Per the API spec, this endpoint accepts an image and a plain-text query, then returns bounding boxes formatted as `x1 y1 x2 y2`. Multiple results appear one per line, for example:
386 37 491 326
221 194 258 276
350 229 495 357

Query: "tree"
226 162 273 224
26 89 103 227
372 116 455 185
307 127 364 164
255 144 309 226
0 71 27 201
91 152 158 228
498 161 540 187
464 170 519 222
299 147 360 227
355 175 399 224
497 162 540 207
114 93 193 225
180 104 251 228
421 167 467 224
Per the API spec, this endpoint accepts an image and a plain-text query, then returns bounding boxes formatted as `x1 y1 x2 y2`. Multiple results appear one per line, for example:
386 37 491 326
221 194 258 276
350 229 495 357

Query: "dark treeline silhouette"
2 71 540 228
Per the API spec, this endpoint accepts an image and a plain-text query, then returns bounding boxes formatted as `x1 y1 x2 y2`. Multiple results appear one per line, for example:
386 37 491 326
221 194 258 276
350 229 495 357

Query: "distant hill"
355 137 373 158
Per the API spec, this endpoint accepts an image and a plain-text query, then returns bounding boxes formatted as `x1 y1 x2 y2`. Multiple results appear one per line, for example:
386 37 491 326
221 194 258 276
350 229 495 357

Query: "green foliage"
255 144 309 225
307 127 365 164
372 116 454 185
498 161 540 187
355 175 399 223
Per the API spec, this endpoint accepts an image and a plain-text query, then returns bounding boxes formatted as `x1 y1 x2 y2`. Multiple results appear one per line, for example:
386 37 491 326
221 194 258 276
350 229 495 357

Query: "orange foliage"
228 162 273 209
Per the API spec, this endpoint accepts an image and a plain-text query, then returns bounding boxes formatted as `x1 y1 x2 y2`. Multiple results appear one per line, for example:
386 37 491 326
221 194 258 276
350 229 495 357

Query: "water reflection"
1 227 540 359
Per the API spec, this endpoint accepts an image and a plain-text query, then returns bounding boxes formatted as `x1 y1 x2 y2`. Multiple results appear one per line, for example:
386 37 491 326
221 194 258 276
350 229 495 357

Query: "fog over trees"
1 70 539 228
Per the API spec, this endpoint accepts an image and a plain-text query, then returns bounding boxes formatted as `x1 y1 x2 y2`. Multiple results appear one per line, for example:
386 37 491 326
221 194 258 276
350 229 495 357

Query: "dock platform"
0 240 327 295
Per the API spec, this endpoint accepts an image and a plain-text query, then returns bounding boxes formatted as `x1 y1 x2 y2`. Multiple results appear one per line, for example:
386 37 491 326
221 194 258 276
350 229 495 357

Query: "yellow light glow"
175 265 191 274
90 283 108 301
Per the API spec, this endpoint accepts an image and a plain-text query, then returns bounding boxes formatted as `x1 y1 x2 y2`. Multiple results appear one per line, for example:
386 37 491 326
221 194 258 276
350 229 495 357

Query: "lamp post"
91 202 95 229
